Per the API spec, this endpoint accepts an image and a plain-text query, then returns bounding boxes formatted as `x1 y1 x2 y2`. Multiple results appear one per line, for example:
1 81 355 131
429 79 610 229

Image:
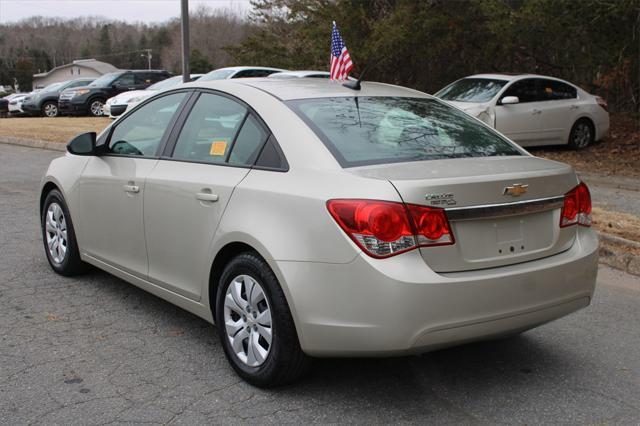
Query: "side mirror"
500 96 519 105
67 132 97 155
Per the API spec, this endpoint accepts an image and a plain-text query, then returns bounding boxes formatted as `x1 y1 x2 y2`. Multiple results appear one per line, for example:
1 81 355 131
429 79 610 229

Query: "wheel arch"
40 180 62 214
208 241 264 319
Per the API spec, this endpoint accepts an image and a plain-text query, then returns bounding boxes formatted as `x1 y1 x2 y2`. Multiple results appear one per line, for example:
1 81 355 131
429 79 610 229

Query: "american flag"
329 21 354 81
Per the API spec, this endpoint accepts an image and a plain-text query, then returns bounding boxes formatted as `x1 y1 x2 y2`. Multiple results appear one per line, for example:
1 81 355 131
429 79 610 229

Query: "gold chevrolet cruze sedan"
40 78 598 386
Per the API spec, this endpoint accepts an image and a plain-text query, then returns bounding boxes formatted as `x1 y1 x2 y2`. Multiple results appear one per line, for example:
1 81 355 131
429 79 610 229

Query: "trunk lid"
348 156 579 272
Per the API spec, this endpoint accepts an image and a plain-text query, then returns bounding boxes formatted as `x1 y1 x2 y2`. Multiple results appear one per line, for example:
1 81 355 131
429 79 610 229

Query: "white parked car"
6 93 28 115
435 74 609 149
198 66 286 82
104 74 204 119
40 79 598 386
268 70 331 79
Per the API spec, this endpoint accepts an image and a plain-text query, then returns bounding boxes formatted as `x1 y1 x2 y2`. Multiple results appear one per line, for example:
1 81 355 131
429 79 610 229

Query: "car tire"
41 189 89 276
41 101 59 118
88 98 105 117
215 252 310 387
568 118 594 150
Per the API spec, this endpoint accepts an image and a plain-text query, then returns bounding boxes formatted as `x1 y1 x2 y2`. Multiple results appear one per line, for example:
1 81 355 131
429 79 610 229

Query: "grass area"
0 116 110 143
531 112 640 178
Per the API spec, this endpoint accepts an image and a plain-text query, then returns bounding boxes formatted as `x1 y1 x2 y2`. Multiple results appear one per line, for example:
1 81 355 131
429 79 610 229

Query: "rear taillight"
327 199 454 258
596 96 608 112
560 182 592 228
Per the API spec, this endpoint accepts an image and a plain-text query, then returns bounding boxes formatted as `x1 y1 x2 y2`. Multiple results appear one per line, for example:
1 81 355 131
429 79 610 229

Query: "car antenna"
342 63 371 91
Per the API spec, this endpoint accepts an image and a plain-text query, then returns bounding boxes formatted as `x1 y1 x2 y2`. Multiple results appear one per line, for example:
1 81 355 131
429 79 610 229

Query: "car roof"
185 78 428 101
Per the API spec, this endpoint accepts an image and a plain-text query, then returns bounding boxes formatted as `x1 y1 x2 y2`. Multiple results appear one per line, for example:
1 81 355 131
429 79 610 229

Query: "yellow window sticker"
545 87 552 94
210 140 228 156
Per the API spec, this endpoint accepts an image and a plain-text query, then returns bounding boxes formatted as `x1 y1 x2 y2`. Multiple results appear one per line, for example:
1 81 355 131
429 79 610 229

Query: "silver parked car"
40 78 598 386
436 74 610 149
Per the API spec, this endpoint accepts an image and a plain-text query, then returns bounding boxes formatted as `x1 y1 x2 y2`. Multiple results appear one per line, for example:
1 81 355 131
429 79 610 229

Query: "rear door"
143 91 270 300
78 91 188 276
494 78 545 145
537 79 580 144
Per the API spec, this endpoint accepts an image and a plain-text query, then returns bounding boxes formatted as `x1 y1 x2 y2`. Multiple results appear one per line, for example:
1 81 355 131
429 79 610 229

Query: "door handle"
569 105 579 110
196 192 219 202
532 109 541 115
123 184 140 193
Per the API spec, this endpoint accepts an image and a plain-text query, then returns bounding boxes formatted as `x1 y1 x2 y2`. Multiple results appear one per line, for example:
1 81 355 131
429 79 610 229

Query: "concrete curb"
598 232 640 276
0 136 66 152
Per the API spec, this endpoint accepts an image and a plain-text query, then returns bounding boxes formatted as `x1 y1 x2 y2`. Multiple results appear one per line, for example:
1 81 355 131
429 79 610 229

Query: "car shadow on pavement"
75 267 580 414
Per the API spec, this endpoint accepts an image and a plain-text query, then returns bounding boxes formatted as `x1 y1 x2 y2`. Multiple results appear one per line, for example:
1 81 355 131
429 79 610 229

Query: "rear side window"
288 97 521 168
541 79 577 100
228 114 268 166
172 93 247 164
501 79 540 103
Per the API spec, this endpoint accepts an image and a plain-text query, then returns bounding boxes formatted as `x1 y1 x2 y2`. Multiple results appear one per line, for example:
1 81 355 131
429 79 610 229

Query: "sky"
0 0 252 24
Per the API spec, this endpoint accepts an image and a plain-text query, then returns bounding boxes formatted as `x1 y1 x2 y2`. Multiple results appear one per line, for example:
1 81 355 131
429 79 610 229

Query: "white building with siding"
32 59 118 89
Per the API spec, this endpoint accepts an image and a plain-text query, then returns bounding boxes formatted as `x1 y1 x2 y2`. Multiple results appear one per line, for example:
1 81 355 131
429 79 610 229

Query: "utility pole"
141 49 152 69
181 0 190 83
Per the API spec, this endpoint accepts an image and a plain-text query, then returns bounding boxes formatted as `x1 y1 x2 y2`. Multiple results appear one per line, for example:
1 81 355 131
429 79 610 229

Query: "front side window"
501 79 541 103
115 73 135 87
436 78 508 103
108 92 186 157
172 93 247 164
288 96 522 168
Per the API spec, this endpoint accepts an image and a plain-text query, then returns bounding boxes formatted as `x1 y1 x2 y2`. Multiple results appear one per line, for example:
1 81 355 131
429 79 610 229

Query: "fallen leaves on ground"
592 207 640 243
532 112 640 178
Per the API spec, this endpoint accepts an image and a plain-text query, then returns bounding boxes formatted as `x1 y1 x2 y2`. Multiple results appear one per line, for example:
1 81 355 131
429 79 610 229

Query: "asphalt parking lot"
1 143 639 425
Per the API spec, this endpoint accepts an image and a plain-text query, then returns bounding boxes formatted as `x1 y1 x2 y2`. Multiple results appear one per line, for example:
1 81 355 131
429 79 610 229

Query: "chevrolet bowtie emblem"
503 183 529 197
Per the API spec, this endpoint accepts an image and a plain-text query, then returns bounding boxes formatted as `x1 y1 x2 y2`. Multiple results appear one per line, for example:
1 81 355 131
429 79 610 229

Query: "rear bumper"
273 227 598 357
594 111 610 141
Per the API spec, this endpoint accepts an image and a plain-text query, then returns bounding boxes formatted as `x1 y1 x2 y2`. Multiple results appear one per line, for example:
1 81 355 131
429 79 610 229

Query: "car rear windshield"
287 96 522 168
436 78 508 102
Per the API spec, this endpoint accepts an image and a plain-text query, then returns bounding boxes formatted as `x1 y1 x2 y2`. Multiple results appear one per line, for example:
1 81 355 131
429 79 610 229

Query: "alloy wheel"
45 203 67 264
223 274 273 367
90 100 104 116
572 122 591 148
43 103 58 117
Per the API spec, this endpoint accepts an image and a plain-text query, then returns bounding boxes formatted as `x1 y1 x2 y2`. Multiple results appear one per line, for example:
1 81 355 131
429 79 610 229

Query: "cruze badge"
425 192 456 206
503 183 529 197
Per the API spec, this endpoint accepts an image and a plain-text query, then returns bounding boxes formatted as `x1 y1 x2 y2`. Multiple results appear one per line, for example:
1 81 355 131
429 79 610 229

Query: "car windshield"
436 78 508 103
89 73 120 87
288 96 522 168
146 76 182 91
42 82 64 92
199 69 236 81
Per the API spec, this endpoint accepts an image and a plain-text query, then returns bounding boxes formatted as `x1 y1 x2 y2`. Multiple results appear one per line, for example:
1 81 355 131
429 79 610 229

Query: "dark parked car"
58 70 171 117
22 79 95 117
0 98 8 118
